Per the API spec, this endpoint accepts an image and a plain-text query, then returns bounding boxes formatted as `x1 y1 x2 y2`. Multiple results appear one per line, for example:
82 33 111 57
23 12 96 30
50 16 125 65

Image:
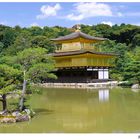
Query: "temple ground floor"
47 67 113 83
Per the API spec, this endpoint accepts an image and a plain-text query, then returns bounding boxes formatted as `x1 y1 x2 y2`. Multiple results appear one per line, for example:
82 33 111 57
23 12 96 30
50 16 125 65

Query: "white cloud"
30 22 39 27
101 21 113 26
66 13 84 21
66 2 113 21
37 3 61 19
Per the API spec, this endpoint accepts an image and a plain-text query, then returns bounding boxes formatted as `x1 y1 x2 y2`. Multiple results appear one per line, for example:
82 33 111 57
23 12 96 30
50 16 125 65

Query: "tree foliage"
14 47 56 111
0 64 21 94
0 64 21 111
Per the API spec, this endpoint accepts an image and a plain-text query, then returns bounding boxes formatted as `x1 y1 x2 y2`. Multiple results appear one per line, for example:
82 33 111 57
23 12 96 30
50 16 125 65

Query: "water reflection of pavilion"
98 89 109 102
87 88 110 102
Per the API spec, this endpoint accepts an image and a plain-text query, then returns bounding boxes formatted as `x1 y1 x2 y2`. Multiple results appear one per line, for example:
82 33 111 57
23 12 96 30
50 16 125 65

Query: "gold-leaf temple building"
50 26 116 83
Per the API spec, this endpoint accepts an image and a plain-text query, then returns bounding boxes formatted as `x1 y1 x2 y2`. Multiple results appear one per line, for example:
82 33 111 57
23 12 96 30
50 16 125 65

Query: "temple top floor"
51 30 107 43
51 30 107 53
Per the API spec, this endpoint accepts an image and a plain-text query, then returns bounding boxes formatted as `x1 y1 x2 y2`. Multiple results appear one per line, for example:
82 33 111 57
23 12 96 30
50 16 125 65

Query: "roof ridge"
51 30 107 41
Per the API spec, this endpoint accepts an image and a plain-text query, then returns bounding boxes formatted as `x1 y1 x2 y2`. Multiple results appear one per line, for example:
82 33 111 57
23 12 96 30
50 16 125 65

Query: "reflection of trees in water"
34 108 54 115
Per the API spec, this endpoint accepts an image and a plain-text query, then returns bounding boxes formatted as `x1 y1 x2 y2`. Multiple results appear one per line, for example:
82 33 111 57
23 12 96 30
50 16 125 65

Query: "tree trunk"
19 70 27 111
2 94 7 111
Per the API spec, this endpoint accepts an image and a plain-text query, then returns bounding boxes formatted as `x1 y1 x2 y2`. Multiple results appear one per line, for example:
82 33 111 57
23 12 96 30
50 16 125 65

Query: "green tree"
0 64 21 111
28 26 43 36
124 61 140 84
2 28 17 48
123 47 140 84
14 47 56 111
0 42 4 53
6 30 32 55
31 35 55 53
131 34 140 48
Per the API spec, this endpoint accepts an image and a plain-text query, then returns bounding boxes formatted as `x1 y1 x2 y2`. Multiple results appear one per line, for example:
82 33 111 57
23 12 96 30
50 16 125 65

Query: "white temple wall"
98 69 109 80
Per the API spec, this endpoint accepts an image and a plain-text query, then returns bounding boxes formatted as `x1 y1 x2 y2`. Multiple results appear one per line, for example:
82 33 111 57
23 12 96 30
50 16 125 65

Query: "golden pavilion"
50 27 116 83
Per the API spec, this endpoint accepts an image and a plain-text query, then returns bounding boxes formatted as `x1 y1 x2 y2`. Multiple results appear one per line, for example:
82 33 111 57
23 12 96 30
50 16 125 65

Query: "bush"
110 73 123 81
118 81 134 87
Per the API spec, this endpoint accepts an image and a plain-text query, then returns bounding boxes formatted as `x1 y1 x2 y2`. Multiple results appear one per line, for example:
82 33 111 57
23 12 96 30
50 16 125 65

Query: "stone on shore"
0 109 34 123
131 84 140 89
16 114 31 122
12 111 22 117
0 117 16 123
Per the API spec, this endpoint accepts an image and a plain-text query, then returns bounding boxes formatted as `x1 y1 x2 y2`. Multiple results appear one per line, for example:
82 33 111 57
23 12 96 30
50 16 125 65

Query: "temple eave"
52 50 117 57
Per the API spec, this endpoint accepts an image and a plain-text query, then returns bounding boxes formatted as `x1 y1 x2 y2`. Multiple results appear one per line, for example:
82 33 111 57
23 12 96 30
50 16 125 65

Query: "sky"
0 2 140 27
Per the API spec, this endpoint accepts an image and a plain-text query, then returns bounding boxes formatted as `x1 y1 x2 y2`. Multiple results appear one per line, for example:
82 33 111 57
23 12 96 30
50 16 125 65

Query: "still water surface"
0 87 140 133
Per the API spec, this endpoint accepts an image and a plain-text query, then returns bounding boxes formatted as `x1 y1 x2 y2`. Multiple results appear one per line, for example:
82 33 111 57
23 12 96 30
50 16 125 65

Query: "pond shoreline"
41 81 119 89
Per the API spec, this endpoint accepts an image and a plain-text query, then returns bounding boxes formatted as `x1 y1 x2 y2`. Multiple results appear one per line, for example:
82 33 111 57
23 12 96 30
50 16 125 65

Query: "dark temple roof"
51 50 117 57
51 31 107 42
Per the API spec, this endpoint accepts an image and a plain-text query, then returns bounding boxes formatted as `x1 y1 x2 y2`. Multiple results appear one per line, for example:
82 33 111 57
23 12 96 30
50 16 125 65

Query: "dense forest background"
0 23 140 85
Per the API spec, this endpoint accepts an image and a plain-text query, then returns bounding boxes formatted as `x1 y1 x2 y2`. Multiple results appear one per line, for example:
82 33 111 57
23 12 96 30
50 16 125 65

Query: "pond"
0 87 140 133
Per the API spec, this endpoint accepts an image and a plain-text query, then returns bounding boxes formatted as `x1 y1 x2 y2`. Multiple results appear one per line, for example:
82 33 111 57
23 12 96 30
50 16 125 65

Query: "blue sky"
0 2 140 27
